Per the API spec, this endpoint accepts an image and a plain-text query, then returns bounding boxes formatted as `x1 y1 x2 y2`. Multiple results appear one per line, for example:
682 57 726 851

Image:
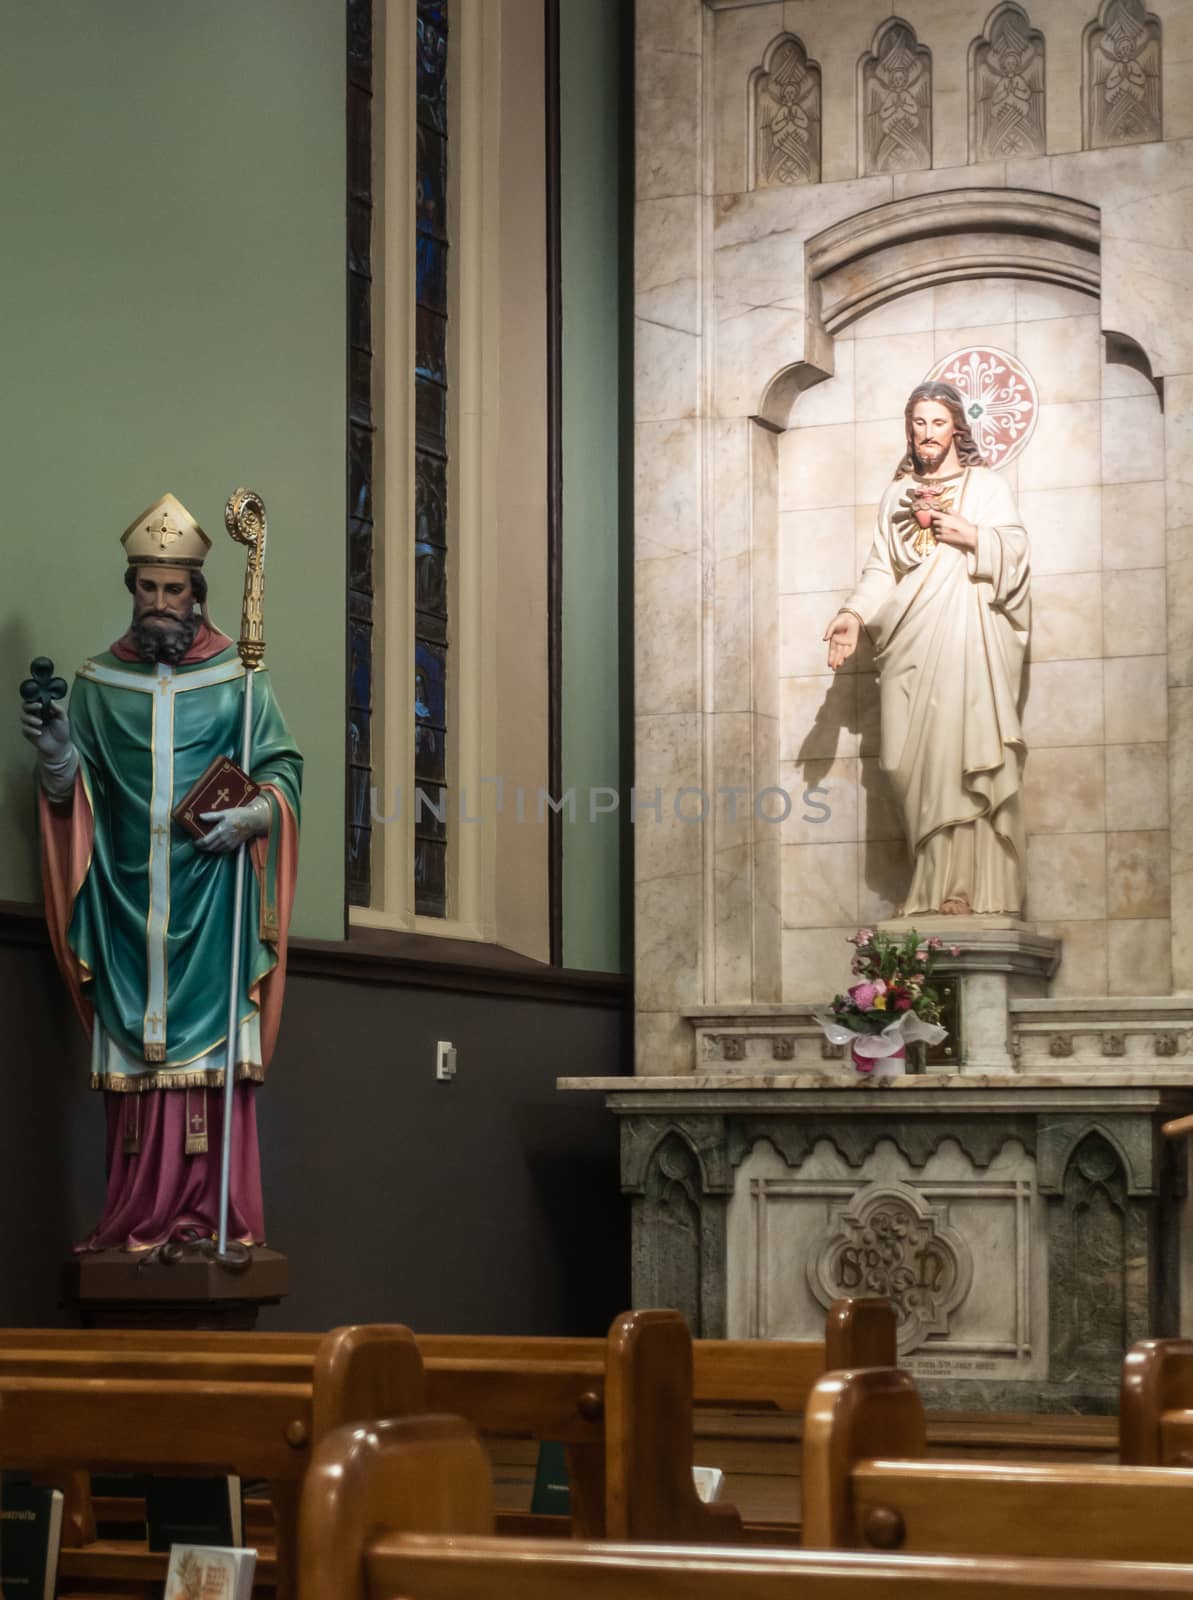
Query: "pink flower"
950 945 961 957
927 936 944 950
912 973 925 984
894 995 913 1011
852 927 876 946
849 981 879 1009
873 978 888 995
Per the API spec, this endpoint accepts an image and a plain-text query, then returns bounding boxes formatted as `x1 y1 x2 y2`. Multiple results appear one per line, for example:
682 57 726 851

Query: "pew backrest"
360 1538 1193 1600
299 1415 492 1600
1122 1339 1193 1466
804 1366 1193 1564
302 1407 1193 1600
603 1309 742 1544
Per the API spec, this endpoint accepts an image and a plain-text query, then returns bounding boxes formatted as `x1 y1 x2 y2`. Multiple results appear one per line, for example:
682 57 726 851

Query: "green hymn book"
0 1484 64 1600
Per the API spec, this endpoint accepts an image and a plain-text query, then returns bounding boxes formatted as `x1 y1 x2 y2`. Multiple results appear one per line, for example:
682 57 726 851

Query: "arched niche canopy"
759 187 1101 430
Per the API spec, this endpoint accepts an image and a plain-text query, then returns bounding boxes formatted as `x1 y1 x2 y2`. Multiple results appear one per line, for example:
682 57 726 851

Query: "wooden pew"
803 1366 1193 1563
1121 1340 1193 1466
0 1323 424 1600
298 1413 1193 1600
0 1296 895 1546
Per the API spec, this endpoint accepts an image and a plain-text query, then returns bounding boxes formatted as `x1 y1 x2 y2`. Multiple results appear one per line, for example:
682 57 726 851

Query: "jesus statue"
822 381 1030 916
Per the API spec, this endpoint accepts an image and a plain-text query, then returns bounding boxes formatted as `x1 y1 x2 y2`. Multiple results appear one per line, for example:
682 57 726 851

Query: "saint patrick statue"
19 494 302 1251
822 382 1030 916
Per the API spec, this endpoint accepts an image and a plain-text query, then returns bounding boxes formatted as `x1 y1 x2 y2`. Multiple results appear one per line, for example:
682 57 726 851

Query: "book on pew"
691 1465 724 1503
164 1543 256 1600
531 1446 724 1513
530 1441 571 1515
146 1475 243 1552
0 1483 64 1600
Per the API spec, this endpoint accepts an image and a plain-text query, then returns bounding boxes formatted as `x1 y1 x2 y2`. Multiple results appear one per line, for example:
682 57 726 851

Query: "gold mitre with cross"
121 493 211 570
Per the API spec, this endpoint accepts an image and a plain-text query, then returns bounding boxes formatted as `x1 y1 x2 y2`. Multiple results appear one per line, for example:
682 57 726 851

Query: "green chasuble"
67 647 303 1085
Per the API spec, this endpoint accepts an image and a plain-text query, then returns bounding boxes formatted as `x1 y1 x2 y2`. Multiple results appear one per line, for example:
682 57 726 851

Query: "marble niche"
563 0 1193 1408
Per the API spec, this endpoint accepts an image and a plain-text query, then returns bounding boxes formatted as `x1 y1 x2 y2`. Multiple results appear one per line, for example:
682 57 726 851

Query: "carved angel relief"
861 19 932 176
1084 0 1162 149
971 3 1046 162
753 35 822 189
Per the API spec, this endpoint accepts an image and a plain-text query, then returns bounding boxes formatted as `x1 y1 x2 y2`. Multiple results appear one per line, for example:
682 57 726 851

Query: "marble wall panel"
636 870 704 1013
782 926 856 1002
780 507 857 594
1105 742 1170 831
1022 659 1106 748
1017 402 1101 491
1017 486 1102 575
634 714 704 885
1103 480 1165 569
637 33 702 202
1018 315 1102 403
854 329 937 421
783 840 859 928
635 551 702 716
638 0 702 58
635 319 701 423
1103 395 1167 485
859 756 904 840
859 837 911 923
781 673 859 761
636 420 703 561
1022 745 1106 835
637 196 703 336
1034 919 1110 995
779 421 855 511
1103 567 1167 658
1024 832 1108 920
1108 916 1173 995
1030 572 1103 661
781 755 860 846
1107 828 1172 919
1104 655 1168 744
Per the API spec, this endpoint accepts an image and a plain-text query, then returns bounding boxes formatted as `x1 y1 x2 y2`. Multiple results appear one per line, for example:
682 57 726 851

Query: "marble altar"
582 0 1193 1409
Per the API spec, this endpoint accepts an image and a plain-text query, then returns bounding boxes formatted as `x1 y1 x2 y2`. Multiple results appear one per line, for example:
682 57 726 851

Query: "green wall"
561 0 627 973
0 2 345 938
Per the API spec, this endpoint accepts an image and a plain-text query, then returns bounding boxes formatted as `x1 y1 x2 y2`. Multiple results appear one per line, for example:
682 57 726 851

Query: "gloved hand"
19 699 78 800
194 794 272 854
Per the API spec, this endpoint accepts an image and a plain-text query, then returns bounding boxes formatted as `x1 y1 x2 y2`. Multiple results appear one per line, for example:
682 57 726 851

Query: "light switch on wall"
435 1040 457 1081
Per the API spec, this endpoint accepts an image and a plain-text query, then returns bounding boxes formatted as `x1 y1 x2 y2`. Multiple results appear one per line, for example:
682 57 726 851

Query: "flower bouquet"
813 927 954 1078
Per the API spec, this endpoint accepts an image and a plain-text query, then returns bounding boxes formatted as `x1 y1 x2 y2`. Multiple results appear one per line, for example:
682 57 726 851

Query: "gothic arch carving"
751 34 821 189
859 18 932 177
970 3 1046 162
1083 0 1162 150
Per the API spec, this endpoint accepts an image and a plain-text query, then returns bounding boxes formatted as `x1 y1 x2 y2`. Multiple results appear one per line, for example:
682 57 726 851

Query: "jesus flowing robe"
39 621 302 1251
842 465 1030 915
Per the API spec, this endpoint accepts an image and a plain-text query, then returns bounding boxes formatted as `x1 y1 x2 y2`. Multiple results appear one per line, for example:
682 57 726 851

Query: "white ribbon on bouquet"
812 1008 947 1066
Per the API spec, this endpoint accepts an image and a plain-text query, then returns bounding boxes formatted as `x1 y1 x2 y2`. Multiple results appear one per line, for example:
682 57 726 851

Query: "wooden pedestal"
66 1246 289 1329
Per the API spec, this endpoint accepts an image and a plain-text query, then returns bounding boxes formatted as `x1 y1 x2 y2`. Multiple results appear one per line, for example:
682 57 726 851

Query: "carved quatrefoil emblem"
808 1183 973 1353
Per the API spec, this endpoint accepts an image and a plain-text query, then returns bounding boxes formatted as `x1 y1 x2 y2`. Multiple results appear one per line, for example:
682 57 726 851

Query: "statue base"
878 916 1061 1074
66 1245 289 1330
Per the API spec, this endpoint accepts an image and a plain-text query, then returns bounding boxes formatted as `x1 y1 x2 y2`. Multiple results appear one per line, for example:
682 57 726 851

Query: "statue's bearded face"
130 565 198 664
910 400 956 474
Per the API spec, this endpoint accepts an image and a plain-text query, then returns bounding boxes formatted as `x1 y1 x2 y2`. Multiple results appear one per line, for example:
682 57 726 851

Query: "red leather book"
172 757 260 840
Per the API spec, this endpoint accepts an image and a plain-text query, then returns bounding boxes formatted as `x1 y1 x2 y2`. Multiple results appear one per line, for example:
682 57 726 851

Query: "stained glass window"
414 0 449 916
346 0 375 907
